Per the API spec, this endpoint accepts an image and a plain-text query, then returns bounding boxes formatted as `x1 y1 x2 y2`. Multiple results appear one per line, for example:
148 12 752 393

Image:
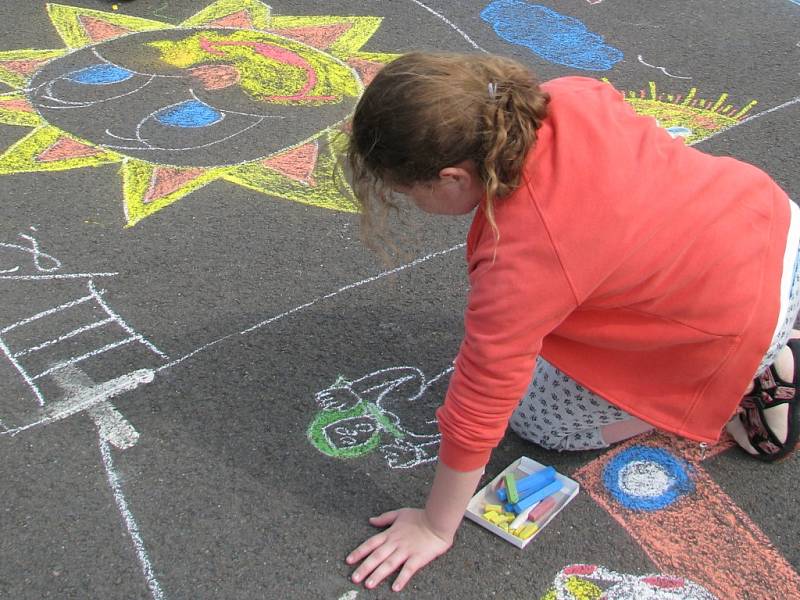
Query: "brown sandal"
738 339 800 462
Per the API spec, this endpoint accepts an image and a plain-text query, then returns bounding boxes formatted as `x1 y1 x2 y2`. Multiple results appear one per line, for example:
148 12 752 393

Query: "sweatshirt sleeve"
436 192 579 471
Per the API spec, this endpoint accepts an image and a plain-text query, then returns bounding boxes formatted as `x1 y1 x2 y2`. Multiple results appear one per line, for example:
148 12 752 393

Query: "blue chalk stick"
507 479 562 514
497 466 556 502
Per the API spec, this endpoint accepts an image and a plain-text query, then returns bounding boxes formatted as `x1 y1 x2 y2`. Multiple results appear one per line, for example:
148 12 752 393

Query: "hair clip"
488 82 498 99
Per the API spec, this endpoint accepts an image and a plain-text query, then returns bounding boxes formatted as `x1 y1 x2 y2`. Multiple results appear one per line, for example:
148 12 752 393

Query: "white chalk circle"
617 460 672 498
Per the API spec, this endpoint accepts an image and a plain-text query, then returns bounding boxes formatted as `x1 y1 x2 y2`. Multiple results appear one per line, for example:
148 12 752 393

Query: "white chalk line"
0 335 45 404
12 317 115 358
50 365 140 449
99 438 165 600
695 93 800 146
31 337 138 380
37 77 157 111
1 293 94 334
637 55 691 79
90 401 140 450
104 89 277 154
407 0 486 52
88 280 168 360
0 368 154 437
1 234 62 272
156 243 465 373
0 272 118 280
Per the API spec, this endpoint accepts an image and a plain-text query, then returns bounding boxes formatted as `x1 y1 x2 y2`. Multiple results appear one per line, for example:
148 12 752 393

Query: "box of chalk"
464 456 579 549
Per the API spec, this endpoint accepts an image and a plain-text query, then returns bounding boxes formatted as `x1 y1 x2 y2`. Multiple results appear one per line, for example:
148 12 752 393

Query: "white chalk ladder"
0 279 165 444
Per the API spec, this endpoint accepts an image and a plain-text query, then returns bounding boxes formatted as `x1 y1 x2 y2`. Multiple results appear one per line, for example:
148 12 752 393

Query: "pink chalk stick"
529 497 557 523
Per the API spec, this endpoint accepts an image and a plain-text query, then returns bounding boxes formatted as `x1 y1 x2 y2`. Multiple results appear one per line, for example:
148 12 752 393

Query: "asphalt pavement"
0 1 798 598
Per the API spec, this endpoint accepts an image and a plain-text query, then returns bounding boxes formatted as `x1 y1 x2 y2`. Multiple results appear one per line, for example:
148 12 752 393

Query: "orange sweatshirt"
436 77 791 471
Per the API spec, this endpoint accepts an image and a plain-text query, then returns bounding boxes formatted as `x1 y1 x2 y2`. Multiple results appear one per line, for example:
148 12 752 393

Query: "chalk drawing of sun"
0 1 398 226
612 80 758 145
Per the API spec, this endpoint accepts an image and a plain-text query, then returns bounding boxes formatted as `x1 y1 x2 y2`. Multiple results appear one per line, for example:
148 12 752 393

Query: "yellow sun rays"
609 80 758 145
0 0 398 226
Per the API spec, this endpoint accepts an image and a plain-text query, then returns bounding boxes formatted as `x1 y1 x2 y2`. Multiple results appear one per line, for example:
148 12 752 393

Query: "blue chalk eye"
154 99 223 128
67 64 135 85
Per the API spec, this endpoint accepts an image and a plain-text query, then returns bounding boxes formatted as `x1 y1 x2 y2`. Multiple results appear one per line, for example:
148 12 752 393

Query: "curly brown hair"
346 51 550 251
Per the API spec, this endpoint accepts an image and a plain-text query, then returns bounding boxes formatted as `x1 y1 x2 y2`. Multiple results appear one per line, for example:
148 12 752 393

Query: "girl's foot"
726 339 800 462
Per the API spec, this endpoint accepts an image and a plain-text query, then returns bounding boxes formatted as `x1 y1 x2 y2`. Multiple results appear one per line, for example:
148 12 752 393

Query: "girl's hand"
346 507 453 592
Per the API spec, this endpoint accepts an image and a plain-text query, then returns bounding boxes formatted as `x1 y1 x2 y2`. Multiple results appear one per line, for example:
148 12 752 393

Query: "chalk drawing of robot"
307 365 453 469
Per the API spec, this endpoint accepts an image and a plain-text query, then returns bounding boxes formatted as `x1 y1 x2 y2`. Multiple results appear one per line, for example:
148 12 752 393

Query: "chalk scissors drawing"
0 228 165 598
0 228 61 273
308 365 453 469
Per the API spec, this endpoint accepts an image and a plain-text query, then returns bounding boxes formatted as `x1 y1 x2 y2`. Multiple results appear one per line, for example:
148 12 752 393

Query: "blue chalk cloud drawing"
480 1 623 71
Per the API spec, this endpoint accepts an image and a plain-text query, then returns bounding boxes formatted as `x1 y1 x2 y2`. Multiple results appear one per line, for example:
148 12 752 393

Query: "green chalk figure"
307 366 453 469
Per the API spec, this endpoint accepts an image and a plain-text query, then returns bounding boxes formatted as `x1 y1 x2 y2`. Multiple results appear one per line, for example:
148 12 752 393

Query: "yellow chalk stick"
497 513 515 524
483 511 500 524
484 503 503 513
516 522 539 540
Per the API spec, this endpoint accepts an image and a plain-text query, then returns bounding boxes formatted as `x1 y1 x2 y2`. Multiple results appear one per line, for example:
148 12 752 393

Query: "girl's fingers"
391 558 423 592
363 551 408 590
350 542 397 585
346 531 387 565
369 510 399 527
346 510 400 566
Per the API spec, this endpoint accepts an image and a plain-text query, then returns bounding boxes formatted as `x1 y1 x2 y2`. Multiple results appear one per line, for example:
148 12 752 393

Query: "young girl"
344 52 799 592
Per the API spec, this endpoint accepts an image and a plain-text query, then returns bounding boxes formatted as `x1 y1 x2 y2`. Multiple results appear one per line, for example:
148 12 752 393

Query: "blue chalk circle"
154 99 223 128
480 1 623 71
66 64 135 85
602 446 694 511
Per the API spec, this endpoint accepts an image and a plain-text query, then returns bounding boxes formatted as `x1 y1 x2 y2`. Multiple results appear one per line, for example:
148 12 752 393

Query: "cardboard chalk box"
464 456 579 549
